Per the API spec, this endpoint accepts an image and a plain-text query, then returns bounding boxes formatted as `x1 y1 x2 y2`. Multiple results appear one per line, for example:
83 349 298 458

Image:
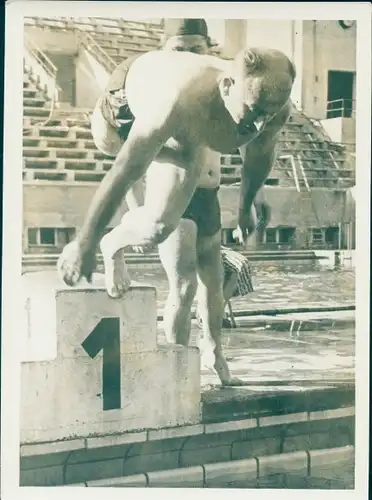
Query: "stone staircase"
220 109 355 189
275 108 355 189
23 60 60 141
23 109 111 182
23 33 60 103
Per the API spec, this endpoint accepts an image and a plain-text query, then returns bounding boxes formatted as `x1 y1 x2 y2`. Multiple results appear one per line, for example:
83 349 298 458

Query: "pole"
338 222 342 250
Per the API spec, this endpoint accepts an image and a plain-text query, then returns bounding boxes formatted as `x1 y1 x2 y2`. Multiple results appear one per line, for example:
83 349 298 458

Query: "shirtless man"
58 44 295 385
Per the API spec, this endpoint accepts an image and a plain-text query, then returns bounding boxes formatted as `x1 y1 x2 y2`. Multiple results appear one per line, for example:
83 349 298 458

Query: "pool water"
127 260 355 314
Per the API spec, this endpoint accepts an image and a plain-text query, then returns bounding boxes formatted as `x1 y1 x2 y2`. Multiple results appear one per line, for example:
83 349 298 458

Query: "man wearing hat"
58 21 295 385
160 18 216 53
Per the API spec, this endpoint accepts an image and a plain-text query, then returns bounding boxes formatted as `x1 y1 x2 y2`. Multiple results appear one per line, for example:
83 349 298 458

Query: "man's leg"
196 230 236 384
223 272 238 304
98 158 202 297
158 219 198 346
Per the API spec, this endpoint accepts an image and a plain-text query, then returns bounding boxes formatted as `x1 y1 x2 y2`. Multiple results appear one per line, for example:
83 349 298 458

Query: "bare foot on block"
100 238 131 298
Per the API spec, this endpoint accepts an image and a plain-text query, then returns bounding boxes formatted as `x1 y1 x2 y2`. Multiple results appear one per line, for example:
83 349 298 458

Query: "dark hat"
162 18 217 47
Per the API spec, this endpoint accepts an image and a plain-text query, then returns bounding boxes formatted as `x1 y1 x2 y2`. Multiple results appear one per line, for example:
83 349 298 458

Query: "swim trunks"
181 187 221 237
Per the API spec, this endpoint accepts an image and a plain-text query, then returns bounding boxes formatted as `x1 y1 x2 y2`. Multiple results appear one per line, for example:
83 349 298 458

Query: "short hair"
236 48 296 82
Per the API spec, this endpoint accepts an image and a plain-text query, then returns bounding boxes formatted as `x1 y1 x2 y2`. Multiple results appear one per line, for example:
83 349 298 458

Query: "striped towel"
221 246 254 297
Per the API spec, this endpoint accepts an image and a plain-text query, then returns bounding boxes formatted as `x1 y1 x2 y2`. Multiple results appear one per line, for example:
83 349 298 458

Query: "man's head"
161 18 214 54
220 47 296 136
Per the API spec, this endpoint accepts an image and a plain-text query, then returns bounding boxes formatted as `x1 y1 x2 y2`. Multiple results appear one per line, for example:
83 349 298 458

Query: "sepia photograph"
1 2 371 498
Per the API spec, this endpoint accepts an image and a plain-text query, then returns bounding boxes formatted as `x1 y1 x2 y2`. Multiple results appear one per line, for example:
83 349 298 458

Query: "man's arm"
237 102 291 239
78 110 174 253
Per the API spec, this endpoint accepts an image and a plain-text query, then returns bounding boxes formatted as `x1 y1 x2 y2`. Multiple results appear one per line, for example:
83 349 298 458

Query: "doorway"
327 70 355 118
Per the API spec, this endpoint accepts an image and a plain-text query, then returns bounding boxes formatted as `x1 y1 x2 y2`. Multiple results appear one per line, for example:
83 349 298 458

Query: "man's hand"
57 240 97 286
233 201 272 245
255 201 271 230
232 226 246 245
233 206 258 244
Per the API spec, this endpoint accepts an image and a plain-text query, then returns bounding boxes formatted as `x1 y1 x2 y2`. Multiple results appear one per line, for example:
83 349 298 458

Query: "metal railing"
24 34 58 79
76 30 117 73
23 34 61 109
326 99 356 119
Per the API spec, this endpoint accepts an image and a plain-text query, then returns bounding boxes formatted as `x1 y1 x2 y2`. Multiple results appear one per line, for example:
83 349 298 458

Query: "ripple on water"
129 261 355 313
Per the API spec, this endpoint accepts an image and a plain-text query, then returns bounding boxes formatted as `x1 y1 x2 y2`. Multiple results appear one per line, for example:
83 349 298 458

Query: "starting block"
21 271 201 444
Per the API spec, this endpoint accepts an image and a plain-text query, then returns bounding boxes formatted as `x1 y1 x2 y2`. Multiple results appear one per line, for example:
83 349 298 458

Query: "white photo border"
2 2 371 500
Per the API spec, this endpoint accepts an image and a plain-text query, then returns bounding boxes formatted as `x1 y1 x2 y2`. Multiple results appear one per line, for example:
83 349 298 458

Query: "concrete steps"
274 163 352 175
23 168 106 182
63 158 98 170
23 148 51 159
55 148 93 160
278 146 346 159
23 96 47 108
100 41 154 53
23 169 68 181
37 126 70 138
23 115 91 128
25 137 78 148
94 32 159 46
24 158 59 169
23 106 51 118
23 88 38 99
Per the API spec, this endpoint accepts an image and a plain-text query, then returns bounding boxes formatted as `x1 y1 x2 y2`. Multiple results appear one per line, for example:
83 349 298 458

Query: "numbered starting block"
21 271 201 444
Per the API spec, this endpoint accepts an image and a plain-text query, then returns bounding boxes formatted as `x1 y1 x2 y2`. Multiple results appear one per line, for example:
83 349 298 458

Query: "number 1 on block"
81 317 121 411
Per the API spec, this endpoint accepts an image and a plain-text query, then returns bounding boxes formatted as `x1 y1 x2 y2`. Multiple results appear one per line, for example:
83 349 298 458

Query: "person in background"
160 19 270 328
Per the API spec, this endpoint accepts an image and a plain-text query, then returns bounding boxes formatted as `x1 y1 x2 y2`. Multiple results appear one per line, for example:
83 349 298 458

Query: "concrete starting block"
21 271 201 444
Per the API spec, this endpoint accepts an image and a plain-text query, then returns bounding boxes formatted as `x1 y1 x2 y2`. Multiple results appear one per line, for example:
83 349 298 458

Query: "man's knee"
174 272 198 304
150 221 177 245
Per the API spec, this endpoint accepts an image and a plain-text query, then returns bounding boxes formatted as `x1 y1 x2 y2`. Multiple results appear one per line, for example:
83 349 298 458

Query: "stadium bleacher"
22 16 355 189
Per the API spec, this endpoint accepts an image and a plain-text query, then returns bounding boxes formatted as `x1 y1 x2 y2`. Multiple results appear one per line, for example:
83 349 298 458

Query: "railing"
76 30 117 73
24 34 60 101
24 34 57 78
326 99 356 119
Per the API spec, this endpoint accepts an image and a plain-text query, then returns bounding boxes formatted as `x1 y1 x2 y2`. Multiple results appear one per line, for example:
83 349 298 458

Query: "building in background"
221 19 356 144
22 18 356 259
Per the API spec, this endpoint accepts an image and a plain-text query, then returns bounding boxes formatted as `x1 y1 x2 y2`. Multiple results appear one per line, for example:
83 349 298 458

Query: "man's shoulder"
134 50 228 75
